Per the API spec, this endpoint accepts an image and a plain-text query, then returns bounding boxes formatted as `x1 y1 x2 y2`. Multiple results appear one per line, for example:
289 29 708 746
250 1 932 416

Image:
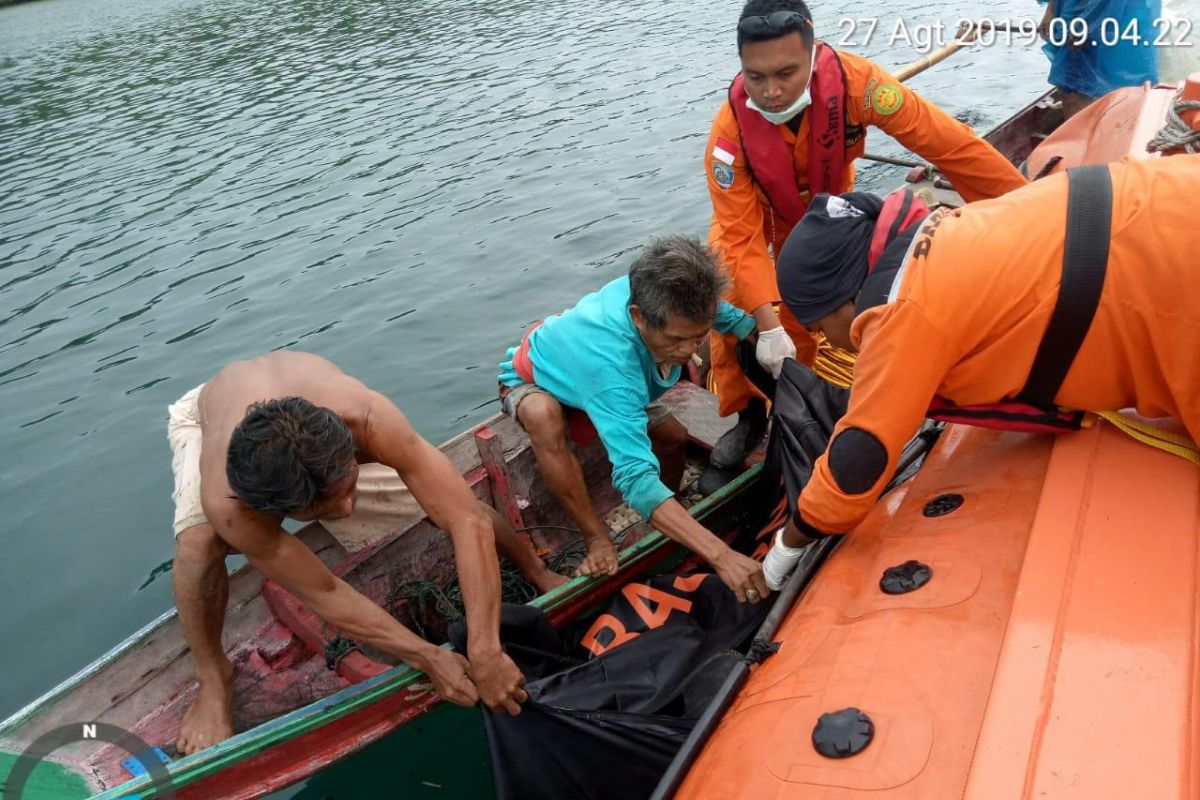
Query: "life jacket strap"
1017 164 1113 407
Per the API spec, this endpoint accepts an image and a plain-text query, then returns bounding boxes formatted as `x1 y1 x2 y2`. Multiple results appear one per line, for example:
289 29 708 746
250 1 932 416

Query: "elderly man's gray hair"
628 235 730 330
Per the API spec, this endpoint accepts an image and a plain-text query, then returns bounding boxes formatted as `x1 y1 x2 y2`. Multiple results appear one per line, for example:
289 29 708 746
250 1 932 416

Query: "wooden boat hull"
144 466 760 800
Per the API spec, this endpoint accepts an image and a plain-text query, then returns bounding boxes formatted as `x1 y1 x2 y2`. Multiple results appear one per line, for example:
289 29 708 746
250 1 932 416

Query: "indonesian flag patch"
712 137 737 165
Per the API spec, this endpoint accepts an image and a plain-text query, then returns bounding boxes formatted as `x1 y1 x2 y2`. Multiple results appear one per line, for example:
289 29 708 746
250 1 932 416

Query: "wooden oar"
894 20 1007 82
861 152 923 169
864 151 955 188
859 152 948 187
872 20 1017 191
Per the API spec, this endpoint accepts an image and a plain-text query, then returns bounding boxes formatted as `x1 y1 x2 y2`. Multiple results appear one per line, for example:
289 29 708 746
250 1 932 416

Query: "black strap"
1032 154 1064 181
1017 165 1113 407
854 219 924 317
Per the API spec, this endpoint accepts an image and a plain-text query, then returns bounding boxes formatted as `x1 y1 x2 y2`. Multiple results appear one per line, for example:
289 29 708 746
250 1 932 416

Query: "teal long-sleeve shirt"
499 276 755 519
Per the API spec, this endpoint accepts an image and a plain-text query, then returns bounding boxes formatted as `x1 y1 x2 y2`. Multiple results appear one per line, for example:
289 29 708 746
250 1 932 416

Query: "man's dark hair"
628 235 729 330
226 397 356 517
737 0 814 52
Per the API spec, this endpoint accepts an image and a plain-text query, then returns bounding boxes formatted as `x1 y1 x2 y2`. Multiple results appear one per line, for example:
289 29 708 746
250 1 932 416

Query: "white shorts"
167 384 422 551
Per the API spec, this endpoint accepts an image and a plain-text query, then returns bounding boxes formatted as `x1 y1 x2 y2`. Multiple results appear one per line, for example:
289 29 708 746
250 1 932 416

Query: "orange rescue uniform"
800 154 1200 535
705 46 1028 416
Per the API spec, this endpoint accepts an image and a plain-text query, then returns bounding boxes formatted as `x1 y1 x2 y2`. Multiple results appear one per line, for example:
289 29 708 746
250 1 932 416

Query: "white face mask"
745 45 816 125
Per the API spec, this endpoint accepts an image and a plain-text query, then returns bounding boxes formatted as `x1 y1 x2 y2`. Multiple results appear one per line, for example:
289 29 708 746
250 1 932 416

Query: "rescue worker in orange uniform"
759 153 1200 588
703 0 1028 479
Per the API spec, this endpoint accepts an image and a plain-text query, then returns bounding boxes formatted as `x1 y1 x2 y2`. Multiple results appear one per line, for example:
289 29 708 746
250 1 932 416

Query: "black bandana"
776 192 884 325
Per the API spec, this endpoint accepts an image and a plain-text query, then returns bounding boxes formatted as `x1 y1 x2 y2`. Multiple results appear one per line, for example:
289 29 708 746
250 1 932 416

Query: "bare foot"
575 534 619 577
177 673 234 755
532 568 571 594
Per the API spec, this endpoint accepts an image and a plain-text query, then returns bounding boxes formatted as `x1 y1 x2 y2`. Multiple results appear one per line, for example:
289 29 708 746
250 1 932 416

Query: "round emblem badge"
871 84 904 116
712 161 735 189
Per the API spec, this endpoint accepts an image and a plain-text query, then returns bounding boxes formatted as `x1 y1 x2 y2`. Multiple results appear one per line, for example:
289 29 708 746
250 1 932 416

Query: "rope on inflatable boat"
1146 87 1200 155
812 335 857 389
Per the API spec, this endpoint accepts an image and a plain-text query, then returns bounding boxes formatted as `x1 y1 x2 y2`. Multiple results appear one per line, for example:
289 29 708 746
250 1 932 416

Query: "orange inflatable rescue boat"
662 76 1200 800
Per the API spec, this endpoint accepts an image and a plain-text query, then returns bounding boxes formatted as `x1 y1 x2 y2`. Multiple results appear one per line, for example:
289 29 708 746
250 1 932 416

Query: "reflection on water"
0 0 1047 755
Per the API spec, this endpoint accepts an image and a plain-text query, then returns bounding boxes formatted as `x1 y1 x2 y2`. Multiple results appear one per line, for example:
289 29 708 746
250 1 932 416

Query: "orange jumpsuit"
705 46 1028 416
799 154 1200 535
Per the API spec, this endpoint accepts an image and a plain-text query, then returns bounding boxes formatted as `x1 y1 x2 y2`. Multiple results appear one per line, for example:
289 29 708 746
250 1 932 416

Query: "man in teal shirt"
499 235 770 604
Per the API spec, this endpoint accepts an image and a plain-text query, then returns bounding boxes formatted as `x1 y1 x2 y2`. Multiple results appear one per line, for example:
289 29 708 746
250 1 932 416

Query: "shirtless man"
167 351 567 754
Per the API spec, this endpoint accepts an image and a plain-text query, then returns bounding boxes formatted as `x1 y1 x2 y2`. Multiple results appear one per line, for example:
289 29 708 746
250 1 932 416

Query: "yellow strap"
1095 411 1200 466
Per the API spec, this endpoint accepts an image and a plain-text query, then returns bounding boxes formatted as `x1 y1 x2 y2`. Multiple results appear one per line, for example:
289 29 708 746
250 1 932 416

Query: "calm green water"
269 704 494 799
1 0 1048 791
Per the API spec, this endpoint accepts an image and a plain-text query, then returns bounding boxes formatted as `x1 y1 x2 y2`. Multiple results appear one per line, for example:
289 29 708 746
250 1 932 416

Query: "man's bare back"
198 352 381 522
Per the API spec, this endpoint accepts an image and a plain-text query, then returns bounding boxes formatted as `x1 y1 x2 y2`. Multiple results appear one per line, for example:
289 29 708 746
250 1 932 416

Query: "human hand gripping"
710 546 771 604
422 648 480 707
468 649 529 715
755 326 796 379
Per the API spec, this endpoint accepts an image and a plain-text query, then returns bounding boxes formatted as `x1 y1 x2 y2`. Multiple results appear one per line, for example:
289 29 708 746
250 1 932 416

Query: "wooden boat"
0 379 761 799
664 79 1200 800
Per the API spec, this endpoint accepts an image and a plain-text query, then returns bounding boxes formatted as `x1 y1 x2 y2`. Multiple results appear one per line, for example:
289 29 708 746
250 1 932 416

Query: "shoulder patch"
870 83 904 116
711 160 735 190
713 137 737 165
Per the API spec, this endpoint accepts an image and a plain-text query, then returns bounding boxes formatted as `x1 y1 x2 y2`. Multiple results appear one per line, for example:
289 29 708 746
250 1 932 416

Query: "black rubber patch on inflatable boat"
828 428 887 495
812 707 874 758
880 560 933 594
923 493 964 517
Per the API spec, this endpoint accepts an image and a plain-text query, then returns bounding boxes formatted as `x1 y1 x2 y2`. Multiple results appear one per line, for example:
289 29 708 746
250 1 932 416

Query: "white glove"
755 326 796 379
